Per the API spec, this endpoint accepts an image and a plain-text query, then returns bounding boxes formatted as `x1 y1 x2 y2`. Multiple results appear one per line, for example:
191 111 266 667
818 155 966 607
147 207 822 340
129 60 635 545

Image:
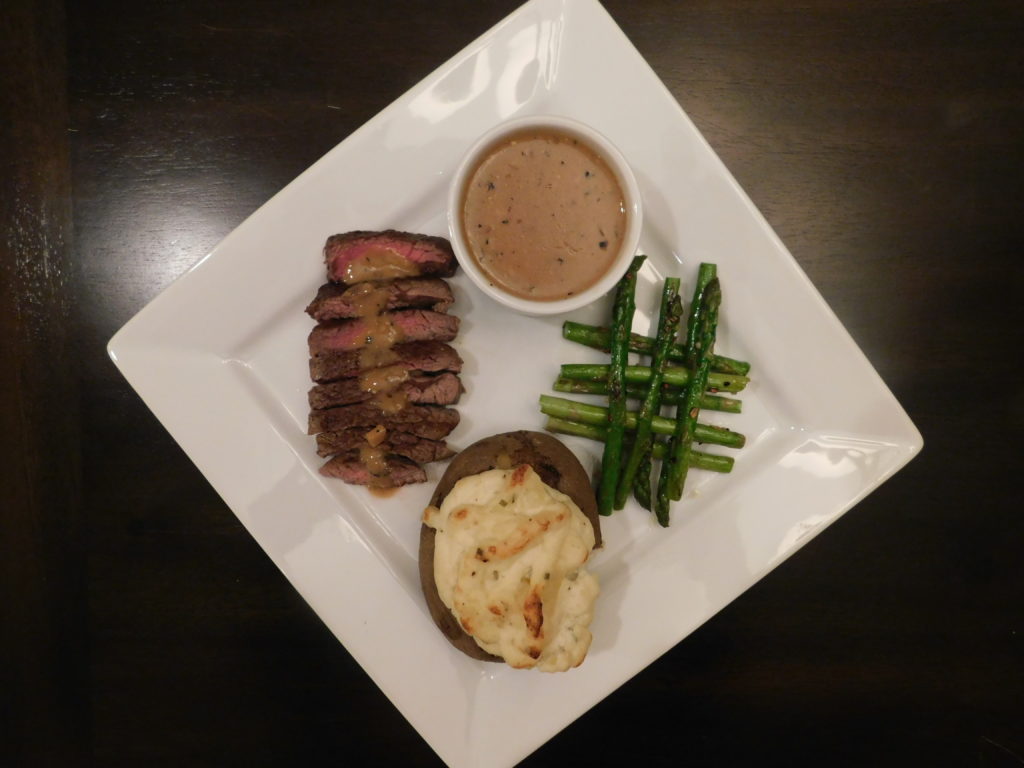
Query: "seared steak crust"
325 230 457 285
308 231 462 488
309 341 463 383
316 430 455 463
319 455 427 487
308 371 463 410
305 279 454 321
308 403 460 439
308 310 459 355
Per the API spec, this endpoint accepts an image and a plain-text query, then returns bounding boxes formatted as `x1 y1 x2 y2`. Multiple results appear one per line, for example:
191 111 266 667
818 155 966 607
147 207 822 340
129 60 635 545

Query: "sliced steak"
319 455 427 487
316 429 456 463
309 341 462 383
309 371 463 410
308 403 460 439
308 310 459 355
305 279 454 321
325 230 457 285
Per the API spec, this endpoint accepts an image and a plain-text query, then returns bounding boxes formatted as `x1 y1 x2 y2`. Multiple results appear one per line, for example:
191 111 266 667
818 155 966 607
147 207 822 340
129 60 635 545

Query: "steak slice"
316 429 455 463
308 310 459 355
309 341 463 383
325 230 457 285
309 371 463 410
308 403 459 439
319 455 427 487
305 278 454 321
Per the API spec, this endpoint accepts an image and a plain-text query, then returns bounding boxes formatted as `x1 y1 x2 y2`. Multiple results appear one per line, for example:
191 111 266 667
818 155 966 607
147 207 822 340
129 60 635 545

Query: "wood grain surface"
2 0 1022 765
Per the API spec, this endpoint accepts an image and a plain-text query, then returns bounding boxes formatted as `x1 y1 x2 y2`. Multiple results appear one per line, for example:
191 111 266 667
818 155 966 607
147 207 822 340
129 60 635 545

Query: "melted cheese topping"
423 465 599 672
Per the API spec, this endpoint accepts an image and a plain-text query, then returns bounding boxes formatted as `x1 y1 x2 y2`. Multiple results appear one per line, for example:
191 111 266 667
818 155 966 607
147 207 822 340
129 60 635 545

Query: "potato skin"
419 431 601 662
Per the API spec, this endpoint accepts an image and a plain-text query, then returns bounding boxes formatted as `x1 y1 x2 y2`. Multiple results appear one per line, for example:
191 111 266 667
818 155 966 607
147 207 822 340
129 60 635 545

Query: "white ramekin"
447 115 643 316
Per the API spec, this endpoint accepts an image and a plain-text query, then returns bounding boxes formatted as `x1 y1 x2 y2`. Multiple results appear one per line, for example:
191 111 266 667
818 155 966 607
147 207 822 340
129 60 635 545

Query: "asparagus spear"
543 417 734 473
562 321 750 376
655 271 713 524
683 263 718 368
658 277 722 522
538 395 745 449
552 377 743 414
559 363 749 394
615 279 682 510
633 445 655 510
597 255 645 516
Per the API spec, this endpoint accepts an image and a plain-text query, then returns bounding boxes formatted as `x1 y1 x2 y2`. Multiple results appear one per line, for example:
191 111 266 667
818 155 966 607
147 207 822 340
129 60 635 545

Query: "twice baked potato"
419 431 601 667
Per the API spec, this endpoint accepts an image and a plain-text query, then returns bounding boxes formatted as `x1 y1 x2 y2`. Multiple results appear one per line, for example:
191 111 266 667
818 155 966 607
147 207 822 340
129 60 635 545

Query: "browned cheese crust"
418 430 601 662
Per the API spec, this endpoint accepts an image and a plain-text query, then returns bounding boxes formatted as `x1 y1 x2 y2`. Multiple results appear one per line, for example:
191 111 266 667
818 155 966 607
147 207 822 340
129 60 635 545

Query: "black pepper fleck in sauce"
461 129 627 301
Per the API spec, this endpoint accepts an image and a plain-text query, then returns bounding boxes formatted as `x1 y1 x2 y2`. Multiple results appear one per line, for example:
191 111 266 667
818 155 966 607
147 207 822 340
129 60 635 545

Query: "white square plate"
108 0 922 765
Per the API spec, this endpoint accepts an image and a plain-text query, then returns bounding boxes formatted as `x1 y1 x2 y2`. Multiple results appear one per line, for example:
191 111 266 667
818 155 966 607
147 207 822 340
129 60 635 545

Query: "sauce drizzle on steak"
306 231 462 487
305 279 454 321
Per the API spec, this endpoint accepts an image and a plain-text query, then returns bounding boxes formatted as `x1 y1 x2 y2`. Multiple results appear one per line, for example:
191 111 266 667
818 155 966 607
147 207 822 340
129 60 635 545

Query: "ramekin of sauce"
447 116 642 315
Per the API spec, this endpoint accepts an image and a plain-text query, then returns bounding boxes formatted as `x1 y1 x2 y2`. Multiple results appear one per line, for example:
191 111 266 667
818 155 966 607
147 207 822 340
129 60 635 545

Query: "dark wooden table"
3 1 1022 765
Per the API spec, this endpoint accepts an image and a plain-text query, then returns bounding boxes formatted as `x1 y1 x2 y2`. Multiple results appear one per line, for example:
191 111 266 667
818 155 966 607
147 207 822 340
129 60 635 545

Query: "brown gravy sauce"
363 424 388 447
358 345 399 370
347 283 414 482
344 247 421 284
359 443 389 473
356 313 403 370
359 363 410 393
359 443 391 489
369 390 409 414
461 129 627 301
359 363 410 415
344 281 392 316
